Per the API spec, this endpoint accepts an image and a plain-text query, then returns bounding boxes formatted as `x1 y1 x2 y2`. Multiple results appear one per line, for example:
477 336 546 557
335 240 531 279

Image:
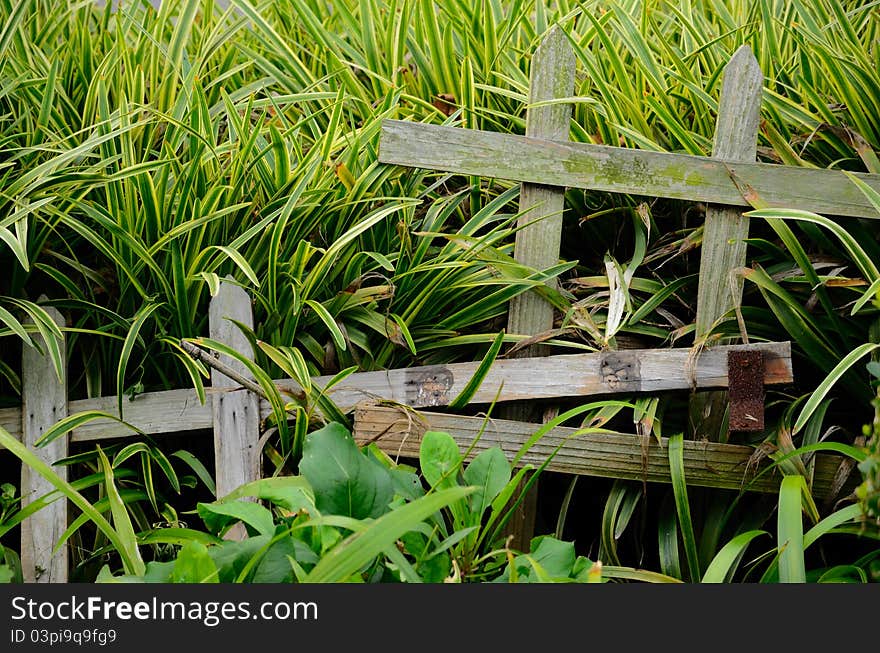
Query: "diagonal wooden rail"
378 120 880 219
352 406 854 500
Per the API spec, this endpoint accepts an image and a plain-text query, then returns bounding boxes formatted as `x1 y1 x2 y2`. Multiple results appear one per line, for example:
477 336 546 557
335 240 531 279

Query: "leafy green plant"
97 422 475 583
494 535 599 583
405 429 525 581
0 543 22 584
856 368 880 525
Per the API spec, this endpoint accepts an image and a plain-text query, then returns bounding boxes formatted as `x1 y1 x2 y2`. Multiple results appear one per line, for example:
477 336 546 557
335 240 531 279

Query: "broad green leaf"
462 446 510 522
197 500 276 537
419 430 462 490
521 536 577 581
251 537 299 583
298 422 394 519
220 476 316 514
304 486 474 583
207 535 275 583
169 541 219 583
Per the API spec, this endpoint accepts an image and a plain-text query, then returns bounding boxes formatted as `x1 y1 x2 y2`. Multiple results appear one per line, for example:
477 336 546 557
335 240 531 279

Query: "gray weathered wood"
209 278 260 540
691 46 764 442
69 389 214 442
507 25 576 355
502 26 577 548
300 341 792 414
0 342 794 448
378 120 880 219
21 303 67 582
353 405 855 499
3 388 212 445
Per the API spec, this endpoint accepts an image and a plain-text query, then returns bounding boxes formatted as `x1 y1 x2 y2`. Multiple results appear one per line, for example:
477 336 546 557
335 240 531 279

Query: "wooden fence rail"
353 406 854 499
1 280 812 582
378 119 880 219
1 341 793 445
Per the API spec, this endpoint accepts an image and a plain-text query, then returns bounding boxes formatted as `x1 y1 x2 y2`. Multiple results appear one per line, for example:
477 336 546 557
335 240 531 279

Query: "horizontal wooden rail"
378 120 880 219
353 405 855 499
0 342 791 446
293 341 792 412
0 389 214 445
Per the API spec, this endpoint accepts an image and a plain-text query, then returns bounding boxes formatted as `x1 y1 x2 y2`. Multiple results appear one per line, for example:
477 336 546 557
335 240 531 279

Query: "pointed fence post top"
713 45 764 159
208 275 255 387
527 24 576 141
726 43 762 73
35 294 65 327
535 24 571 56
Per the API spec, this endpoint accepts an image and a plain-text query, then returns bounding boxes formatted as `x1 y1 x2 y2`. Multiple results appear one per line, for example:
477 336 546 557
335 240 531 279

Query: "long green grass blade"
793 343 880 434
777 475 807 584
601 566 683 583
448 329 504 408
0 426 142 575
116 303 162 419
35 410 142 448
669 433 701 582
702 530 768 583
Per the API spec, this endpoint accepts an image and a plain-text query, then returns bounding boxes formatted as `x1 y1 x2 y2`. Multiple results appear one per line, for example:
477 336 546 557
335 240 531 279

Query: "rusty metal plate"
728 349 765 432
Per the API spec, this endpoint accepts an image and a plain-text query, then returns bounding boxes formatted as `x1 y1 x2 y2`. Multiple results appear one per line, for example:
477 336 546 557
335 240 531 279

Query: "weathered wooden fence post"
21 301 67 582
501 25 576 549
209 277 261 539
690 46 764 442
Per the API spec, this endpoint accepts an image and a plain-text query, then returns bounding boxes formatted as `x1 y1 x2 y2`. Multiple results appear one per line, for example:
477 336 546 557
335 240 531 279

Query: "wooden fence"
3 31 876 582
0 280 848 583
